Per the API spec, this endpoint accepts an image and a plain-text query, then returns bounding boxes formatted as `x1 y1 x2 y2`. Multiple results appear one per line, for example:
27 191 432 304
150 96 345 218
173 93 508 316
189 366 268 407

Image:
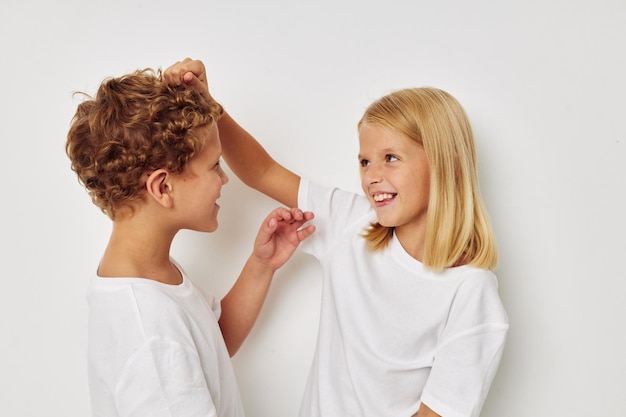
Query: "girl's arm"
219 207 315 355
412 404 441 417
163 58 300 207
217 111 300 208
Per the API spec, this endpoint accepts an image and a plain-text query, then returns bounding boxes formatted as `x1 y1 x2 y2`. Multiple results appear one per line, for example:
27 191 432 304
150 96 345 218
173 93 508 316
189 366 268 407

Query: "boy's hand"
253 207 315 271
162 58 212 100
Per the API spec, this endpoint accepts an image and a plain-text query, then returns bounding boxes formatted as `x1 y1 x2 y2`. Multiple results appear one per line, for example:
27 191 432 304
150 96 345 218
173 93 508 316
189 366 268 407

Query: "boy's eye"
359 159 370 167
386 154 399 162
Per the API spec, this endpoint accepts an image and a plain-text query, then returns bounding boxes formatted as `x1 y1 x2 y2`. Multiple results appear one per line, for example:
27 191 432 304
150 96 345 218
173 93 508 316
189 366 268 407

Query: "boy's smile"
173 123 229 233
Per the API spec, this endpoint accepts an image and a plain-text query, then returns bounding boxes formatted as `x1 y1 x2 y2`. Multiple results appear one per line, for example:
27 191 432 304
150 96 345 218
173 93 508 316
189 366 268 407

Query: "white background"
1 1 625 416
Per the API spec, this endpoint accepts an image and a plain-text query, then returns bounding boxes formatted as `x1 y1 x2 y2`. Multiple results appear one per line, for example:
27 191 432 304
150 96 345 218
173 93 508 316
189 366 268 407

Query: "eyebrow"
358 146 402 158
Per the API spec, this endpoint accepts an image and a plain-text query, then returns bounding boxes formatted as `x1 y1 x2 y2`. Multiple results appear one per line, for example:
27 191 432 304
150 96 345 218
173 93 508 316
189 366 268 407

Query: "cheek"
422 171 431 195
412 164 430 188
360 175 373 200
360 175 367 192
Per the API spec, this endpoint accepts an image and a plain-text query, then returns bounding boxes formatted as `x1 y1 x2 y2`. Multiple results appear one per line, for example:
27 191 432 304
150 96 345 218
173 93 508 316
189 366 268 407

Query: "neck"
98 217 182 285
394 225 426 262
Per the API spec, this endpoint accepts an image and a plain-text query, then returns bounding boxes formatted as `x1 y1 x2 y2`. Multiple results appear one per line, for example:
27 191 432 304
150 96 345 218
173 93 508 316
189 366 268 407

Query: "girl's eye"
386 154 399 162
359 159 370 167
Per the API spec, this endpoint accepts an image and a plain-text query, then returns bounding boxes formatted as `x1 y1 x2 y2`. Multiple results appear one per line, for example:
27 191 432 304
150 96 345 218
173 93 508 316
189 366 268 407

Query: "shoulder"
456 267 498 291
446 267 508 327
88 275 216 335
88 276 183 307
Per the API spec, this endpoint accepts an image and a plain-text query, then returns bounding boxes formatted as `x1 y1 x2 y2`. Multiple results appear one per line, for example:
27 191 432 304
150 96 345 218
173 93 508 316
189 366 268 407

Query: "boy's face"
358 122 430 243
172 123 229 232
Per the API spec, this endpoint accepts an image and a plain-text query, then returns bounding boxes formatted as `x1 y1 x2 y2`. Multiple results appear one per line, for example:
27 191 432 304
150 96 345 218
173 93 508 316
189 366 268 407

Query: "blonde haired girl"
360 87 498 272
165 59 508 417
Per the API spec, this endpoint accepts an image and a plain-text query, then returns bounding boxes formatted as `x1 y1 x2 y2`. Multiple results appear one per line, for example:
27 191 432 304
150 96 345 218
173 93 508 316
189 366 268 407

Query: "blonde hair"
66 69 223 219
359 87 498 271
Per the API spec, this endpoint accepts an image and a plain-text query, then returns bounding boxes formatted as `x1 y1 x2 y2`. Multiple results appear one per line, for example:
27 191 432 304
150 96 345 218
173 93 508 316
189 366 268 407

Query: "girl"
164 59 508 417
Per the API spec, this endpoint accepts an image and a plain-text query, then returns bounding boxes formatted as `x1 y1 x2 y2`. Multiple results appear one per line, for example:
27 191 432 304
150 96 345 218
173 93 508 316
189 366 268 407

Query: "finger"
162 61 186 84
287 208 314 223
163 58 189 82
254 215 278 248
182 72 208 90
162 58 206 85
166 72 208 100
274 207 293 223
297 224 316 241
178 58 206 82
289 208 304 221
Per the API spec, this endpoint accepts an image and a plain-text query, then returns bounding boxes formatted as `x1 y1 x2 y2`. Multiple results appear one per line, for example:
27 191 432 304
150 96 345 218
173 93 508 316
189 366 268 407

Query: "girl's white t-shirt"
87 263 244 417
297 179 509 417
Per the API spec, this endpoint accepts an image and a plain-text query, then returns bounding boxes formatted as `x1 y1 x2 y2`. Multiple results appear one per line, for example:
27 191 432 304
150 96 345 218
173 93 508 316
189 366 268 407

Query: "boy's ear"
145 169 174 208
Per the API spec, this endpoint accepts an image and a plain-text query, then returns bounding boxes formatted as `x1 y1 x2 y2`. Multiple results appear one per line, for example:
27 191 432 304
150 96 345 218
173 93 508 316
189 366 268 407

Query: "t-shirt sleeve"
421 273 509 417
298 178 373 258
115 338 218 417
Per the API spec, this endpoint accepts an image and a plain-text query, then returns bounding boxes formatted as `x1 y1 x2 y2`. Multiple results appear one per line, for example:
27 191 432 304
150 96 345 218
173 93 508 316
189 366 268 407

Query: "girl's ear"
145 169 174 208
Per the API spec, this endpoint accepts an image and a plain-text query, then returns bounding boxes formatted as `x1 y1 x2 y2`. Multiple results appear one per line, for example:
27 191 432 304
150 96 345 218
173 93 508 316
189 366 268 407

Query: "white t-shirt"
87 262 244 417
297 179 509 417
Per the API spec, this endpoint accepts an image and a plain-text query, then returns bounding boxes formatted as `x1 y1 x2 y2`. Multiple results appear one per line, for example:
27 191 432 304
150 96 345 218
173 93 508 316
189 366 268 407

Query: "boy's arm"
218 207 315 356
163 58 300 208
218 254 274 357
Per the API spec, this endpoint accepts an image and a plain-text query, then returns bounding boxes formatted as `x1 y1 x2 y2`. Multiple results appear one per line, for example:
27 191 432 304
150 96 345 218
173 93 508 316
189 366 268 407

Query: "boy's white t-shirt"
297 179 509 417
87 263 244 417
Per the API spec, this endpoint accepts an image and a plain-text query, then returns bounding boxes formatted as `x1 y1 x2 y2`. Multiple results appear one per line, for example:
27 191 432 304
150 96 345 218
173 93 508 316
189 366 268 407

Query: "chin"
375 216 396 228
198 220 219 233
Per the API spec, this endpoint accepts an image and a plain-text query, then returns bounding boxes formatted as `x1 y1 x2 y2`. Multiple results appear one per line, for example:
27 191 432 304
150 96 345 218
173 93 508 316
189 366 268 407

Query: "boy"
66 67 314 417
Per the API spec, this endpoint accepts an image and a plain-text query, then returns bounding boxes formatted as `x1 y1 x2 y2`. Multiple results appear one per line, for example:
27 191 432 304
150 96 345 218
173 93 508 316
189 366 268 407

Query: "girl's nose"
364 165 382 184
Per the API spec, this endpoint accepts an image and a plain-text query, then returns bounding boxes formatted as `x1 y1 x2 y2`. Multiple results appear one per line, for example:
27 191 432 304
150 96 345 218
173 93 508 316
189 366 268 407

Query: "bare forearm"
218 112 274 190
219 256 274 356
412 403 441 417
161 58 299 204
218 111 300 208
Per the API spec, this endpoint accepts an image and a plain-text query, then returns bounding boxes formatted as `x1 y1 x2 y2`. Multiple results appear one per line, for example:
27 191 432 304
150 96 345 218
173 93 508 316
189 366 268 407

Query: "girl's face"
358 122 430 246
172 123 229 232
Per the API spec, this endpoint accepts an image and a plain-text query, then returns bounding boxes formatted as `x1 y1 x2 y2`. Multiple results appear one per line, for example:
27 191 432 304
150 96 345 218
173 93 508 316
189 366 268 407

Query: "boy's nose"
221 171 229 185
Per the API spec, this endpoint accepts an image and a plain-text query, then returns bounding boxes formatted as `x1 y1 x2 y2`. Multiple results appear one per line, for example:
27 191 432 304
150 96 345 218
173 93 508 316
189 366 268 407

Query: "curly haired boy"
67 68 314 417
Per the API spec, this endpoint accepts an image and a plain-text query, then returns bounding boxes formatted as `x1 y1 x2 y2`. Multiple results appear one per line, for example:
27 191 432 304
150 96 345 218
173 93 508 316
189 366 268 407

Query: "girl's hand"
162 57 212 100
252 207 315 271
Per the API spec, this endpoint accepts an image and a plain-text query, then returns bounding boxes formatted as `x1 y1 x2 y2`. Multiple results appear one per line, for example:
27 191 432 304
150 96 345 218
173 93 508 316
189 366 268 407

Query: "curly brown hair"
66 68 223 219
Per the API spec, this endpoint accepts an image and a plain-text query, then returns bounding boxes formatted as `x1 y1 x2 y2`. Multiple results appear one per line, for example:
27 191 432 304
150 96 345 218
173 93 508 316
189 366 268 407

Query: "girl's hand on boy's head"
252 207 315 271
162 57 212 100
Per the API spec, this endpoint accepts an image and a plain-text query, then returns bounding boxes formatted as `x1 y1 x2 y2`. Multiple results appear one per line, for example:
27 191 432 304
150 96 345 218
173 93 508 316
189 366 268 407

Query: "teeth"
373 193 395 202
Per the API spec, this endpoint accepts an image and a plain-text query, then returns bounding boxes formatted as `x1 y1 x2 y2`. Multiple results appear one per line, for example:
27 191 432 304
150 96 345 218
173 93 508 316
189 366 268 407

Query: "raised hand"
252 207 315 271
219 207 315 355
162 57 211 100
